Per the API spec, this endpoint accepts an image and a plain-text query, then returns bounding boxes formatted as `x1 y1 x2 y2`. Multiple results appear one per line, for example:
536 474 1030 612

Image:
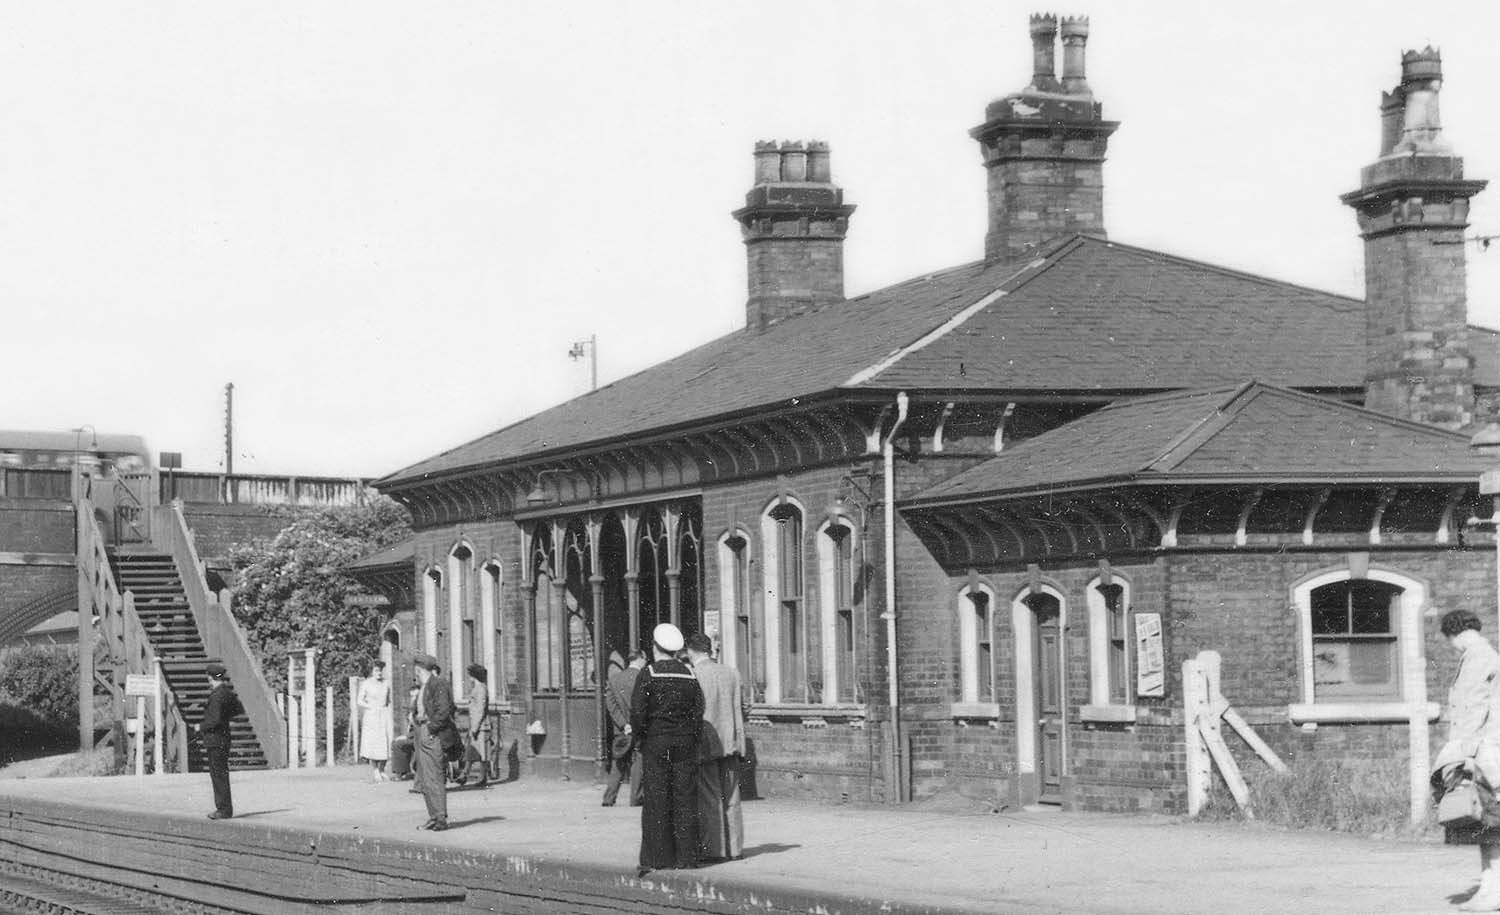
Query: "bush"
0 646 79 730
1200 755 1435 837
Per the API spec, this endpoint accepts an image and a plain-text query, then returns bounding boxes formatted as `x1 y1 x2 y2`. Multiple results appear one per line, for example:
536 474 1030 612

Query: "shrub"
1200 755 1435 837
0 646 79 730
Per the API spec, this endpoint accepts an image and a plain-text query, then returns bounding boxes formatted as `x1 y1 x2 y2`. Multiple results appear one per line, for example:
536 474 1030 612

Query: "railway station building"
370 16 1500 812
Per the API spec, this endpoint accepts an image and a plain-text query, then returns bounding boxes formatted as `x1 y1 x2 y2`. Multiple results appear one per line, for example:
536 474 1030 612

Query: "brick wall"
0 499 73 553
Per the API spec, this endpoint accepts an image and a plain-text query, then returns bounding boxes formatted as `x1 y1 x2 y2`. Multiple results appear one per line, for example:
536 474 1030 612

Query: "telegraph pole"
224 382 234 474
569 335 597 391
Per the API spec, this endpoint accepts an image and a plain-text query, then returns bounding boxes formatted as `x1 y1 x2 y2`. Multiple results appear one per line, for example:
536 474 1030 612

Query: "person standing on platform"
685 633 746 861
389 683 422 780
603 650 646 807
200 663 242 820
412 654 457 831
357 661 391 782
630 623 703 876
462 664 489 787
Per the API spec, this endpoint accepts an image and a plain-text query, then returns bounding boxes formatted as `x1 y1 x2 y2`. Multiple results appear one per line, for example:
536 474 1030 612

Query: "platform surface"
0 766 1481 914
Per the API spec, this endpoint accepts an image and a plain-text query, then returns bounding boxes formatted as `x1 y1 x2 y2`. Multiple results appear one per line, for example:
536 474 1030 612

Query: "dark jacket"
630 659 704 744
420 674 461 750
200 681 242 749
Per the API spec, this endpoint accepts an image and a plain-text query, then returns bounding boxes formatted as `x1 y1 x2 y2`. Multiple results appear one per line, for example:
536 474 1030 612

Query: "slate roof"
348 538 415 570
379 234 1491 487
904 382 1496 506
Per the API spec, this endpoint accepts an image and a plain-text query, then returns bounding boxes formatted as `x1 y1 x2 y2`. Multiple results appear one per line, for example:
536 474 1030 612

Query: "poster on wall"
1135 612 1165 697
702 610 721 640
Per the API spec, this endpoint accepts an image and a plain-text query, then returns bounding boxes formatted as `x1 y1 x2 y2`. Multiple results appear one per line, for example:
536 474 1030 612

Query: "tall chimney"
732 140 855 330
971 13 1117 261
1341 48 1486 430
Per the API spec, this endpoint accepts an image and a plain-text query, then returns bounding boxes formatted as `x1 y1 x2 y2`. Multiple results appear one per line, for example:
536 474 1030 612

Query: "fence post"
325 684 334 767
1183 655 1210 816
286 655 298 769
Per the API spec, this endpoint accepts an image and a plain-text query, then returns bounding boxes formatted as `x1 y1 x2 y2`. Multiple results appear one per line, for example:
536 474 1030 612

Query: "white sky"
3 1 1499 478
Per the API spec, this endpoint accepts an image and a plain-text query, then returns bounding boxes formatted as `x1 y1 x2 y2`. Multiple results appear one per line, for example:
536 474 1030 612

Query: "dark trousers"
603 745 643 806
207 742 232 816
639 736 699 869
414 729 448 822
389 736 415 777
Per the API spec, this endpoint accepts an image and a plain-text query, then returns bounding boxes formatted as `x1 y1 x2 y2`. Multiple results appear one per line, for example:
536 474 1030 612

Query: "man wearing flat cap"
630 623 704 875
199 662 242 820
412 654 458 831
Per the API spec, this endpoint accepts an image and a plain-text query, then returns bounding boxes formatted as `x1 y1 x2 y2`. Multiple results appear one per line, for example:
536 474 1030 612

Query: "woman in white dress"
357 661 392 781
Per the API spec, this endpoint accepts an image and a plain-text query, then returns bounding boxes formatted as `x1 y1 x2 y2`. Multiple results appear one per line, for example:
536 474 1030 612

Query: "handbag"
1440 778 1486 829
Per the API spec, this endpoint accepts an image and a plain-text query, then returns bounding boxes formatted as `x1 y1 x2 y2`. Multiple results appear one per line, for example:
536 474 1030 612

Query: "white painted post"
286 656 298 769
324 684 334 767
134 696 146 777
348 676 360 760
303 649 317 768
152 660 164 776
1182 656 1210 816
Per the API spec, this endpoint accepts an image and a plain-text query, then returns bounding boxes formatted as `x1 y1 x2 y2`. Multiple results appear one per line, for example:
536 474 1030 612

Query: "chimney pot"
780 140 809 182
1029 13 1059 91
753 140 782 185
806 140 831 182
1060 16 1090 95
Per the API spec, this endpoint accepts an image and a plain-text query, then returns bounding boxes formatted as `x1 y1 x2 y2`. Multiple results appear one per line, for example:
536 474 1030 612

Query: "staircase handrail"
75 476 191 772
154 499 287 766
120 592 192 771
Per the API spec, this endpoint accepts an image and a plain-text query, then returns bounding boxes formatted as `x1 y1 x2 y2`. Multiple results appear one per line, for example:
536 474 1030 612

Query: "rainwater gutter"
882 391 909 803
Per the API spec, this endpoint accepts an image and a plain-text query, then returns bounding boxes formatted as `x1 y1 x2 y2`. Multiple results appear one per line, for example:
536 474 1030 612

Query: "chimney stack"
733 140 855 330
972 13 1117 261
1341 48 1486 430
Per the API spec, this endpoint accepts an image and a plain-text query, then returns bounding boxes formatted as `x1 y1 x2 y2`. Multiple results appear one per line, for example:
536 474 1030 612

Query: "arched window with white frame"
1290 567 1429 723
958 583 996 704
760 496 807 704
717 529 759 701
421 566 442 657
1085 574 1131 707
448 542 476 695
817 517 859 704
480 560 502 702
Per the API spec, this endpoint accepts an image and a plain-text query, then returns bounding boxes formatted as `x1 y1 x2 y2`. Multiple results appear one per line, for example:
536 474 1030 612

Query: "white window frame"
1289 567 1436 724
421 566 441 657
447 541 476 696
1082 575 1136 723
954 583 997 714
716 528 754 697
816 516 860 706
480 559 502 702
759 495 807 705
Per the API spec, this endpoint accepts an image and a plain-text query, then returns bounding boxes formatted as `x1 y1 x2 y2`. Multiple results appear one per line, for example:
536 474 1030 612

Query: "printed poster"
1135 612 1165 697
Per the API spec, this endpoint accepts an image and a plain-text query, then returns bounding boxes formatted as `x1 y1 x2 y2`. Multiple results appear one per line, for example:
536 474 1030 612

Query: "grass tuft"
1199 756 1437 838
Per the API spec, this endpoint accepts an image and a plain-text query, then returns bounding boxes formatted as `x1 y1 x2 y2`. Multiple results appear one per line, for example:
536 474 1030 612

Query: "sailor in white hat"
629 622 704 876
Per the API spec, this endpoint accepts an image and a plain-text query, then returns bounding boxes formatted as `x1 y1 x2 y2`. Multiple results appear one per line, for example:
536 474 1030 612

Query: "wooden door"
1032 595 1064 803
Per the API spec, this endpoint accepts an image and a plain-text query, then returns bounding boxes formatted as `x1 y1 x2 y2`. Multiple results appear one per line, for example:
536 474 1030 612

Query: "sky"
3 1 1500 479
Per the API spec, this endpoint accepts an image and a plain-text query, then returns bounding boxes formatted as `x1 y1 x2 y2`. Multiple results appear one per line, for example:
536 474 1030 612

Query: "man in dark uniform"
630 623 703 876
412 654 457 831
200 662 242 820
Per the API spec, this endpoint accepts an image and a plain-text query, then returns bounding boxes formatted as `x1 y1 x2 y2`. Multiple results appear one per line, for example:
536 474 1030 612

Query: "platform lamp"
525 468 606 506
1470 421 1500 638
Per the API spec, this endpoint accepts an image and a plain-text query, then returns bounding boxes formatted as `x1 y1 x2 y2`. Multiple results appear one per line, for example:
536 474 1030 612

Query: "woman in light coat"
1434 609 1500 911
357 660 392 781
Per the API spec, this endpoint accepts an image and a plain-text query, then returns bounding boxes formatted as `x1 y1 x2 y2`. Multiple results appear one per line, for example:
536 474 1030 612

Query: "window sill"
1287 701 1440 725
950 702 1001 720
749 702 866 727
1080 704 1137 723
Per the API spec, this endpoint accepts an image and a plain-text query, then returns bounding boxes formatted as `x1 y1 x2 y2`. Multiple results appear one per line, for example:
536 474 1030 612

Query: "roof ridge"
842 237 1089 388
1146 380 1261 471
1071 235 1365 308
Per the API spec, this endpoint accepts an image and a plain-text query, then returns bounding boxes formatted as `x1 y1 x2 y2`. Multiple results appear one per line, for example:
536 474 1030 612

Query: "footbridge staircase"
75 475 286 771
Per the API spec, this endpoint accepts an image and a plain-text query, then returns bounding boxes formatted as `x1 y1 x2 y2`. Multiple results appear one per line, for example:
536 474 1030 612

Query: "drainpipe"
882 391 909 803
